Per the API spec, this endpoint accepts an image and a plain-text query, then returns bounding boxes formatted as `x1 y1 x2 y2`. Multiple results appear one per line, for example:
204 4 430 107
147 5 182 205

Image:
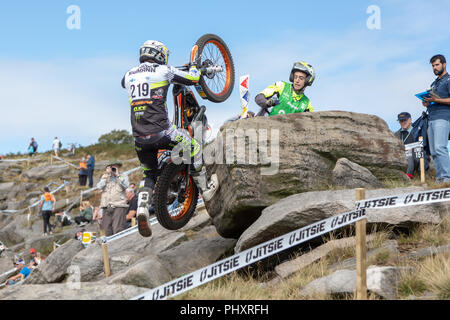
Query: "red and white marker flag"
239 75 249 118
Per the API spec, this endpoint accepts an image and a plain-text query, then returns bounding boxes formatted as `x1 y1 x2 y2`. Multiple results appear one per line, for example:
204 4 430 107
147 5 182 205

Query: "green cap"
107 159 122 168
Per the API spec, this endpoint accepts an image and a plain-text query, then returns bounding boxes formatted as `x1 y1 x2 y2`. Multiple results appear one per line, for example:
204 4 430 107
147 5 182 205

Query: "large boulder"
24 239 84 284
69 224 187 282
0 182 15 201
156 226 237 278
204 111 408 238
22 164 71 180
102 257 172 289
235 187 446 252
332 158 386 188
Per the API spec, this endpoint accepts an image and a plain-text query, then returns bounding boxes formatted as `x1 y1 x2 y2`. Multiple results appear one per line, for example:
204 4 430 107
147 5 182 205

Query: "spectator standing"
395 112 430 178
28 138 38 157
78 157 88 186
86 154 95 188
52 137 62 157
422 54 450 183
4 259 30 285
125 187 138 228
69 143 76 157
38 186 56 236
97 160 129 236
74 201 93 226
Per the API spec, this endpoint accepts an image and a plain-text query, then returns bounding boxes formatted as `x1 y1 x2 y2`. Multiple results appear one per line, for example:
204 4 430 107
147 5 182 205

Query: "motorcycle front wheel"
195 33 235 103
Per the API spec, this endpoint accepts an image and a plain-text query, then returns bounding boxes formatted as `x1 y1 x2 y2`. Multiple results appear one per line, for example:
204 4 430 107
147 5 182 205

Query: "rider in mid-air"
122 40 219 237
255 61 315 116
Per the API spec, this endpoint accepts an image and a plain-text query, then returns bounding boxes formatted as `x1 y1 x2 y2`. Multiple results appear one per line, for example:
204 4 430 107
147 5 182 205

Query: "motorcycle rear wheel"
154 163 199 230
195 34 235 103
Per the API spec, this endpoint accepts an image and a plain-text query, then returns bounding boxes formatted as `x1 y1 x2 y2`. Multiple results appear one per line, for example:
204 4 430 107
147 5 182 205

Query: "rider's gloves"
189 65 201 77
266 95 280 107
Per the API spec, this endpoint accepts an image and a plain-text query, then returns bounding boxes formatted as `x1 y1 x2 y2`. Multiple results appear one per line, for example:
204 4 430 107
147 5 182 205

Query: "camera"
111 167 117 173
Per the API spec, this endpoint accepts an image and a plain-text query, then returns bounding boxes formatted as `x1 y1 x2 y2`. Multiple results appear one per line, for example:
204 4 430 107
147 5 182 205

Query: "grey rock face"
235 187 445 252
22 165 70 180
332 158 385 189
299 265 410 299
205 111 408 238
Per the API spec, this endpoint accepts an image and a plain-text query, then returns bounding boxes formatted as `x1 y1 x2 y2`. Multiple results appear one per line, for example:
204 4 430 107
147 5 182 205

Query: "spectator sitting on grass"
74 201 93 226
54 211 73 228
74 227 85 241
4 259 31 285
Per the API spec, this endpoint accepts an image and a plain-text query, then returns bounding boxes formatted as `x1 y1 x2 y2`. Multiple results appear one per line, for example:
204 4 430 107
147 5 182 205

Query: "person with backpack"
38 186 56 236
28 138 38 157
78 156 89 186
394 112 430 179
52 137 62 157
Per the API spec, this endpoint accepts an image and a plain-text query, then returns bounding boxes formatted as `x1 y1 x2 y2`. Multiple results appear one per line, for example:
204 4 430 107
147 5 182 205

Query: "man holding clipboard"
418 55 450 183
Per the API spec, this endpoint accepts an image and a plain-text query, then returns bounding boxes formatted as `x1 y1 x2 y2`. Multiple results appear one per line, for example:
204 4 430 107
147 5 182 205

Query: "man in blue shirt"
86 154 95 188
423 54 450 183
5 259 31 285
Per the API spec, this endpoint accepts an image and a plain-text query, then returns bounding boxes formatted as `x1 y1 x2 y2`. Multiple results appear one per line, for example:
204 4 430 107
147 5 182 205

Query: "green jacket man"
255 61 315 116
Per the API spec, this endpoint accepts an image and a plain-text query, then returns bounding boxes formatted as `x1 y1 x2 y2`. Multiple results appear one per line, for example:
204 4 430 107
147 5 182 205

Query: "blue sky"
0 0 449 155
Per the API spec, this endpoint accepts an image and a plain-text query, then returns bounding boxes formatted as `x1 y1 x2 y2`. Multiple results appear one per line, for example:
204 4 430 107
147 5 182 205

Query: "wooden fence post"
99 230 110 277
355 188 367 300
419 136 425 184
101 242 111 277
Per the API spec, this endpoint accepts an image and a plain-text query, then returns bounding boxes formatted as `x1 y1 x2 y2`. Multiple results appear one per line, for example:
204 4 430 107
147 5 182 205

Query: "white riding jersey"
122 62 200 136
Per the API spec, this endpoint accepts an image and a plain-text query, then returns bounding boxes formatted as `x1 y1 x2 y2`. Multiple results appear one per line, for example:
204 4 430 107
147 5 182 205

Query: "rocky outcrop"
204 111 408 238
156 226 236 278
332 158 386 188
22 164 71 180
24 239 84 284
235 187 445 252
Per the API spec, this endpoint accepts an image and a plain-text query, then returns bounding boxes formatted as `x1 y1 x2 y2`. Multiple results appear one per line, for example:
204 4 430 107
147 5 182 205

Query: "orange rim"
169 174 195 221
203 39 231 96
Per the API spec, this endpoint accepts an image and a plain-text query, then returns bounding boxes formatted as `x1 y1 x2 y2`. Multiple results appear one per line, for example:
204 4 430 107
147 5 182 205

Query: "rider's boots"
136 187 153 237
192 167 219 202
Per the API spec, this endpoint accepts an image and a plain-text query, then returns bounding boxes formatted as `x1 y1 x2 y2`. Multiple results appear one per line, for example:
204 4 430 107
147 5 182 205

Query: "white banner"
404 141 423 151
103 198 204 244
355 187 450 210
52 156 78 168
131 208 367 300
28 180 71 209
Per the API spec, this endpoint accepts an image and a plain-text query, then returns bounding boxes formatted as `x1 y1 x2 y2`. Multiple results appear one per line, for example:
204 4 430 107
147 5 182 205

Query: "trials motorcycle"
153 34 235 230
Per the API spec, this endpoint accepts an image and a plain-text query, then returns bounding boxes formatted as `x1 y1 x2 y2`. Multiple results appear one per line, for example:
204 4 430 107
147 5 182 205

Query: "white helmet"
139 40 170 65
